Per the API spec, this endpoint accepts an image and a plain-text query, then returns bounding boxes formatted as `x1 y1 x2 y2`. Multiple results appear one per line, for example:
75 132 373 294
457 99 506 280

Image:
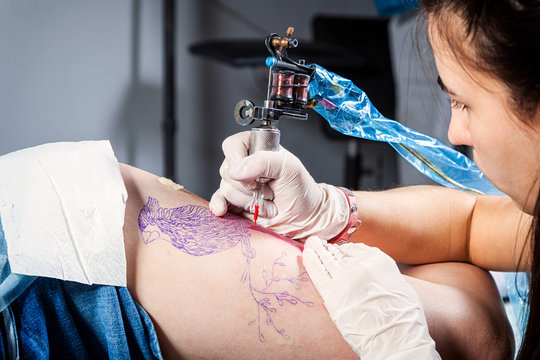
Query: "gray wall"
1 1 446 200
389 10 451 186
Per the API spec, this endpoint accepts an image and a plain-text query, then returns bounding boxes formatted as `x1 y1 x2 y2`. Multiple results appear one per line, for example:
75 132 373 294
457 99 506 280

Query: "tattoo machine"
233 27 316 223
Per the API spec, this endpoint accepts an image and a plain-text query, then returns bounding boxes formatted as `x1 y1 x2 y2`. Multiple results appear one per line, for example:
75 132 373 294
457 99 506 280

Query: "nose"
447 113 473 146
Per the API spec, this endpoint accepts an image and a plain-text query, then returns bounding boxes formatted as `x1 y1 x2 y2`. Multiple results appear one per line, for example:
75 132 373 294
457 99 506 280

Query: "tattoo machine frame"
233 27 316 219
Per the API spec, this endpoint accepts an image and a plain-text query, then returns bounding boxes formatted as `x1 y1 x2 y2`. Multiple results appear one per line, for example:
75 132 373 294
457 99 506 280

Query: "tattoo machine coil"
233 27 316 220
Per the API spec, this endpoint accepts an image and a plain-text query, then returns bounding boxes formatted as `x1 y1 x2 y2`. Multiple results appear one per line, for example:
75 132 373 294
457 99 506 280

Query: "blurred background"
0 0 451 200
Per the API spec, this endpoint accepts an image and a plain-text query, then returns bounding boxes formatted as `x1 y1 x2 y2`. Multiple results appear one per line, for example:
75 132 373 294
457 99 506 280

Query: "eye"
449 98 468 111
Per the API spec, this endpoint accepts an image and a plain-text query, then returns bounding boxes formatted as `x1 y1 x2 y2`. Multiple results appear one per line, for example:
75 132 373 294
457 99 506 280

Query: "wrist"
328 187 360 245
291 184 351 240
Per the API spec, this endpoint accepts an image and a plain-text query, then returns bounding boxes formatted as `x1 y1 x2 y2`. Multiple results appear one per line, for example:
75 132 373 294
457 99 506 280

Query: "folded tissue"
0 141 127 286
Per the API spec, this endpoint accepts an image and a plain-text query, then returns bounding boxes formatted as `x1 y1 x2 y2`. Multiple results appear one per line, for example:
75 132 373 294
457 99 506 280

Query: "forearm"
350 185 531 270
350 185 477 264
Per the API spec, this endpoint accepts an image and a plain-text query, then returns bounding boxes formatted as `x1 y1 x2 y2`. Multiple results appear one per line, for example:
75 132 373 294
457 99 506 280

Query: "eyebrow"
437 76 457 96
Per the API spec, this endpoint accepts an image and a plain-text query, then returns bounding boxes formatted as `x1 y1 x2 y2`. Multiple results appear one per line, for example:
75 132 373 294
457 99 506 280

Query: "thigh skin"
121 164 357 359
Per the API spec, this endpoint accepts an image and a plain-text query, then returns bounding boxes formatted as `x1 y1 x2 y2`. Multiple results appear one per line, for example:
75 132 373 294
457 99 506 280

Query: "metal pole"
163 0 176 180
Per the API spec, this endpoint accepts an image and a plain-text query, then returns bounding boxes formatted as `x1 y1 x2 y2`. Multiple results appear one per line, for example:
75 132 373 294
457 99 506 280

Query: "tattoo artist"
210 0 539 359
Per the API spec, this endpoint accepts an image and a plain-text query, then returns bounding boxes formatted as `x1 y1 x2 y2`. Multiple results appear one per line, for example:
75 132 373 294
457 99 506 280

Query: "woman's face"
429 18 540 214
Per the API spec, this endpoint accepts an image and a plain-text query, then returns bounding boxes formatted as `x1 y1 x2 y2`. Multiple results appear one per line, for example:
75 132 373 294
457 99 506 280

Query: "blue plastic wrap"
308 64 501 195
506 272 529 340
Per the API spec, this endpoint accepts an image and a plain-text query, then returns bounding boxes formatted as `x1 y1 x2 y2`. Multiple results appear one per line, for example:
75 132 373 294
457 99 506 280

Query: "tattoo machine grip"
249 126 280 184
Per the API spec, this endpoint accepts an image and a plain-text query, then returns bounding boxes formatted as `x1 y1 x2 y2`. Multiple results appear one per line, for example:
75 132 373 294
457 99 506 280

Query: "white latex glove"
209 131 350 240
302 237 441 360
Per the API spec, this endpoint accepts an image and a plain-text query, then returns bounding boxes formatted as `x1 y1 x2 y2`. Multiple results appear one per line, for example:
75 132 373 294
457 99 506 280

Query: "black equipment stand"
163 0 177 180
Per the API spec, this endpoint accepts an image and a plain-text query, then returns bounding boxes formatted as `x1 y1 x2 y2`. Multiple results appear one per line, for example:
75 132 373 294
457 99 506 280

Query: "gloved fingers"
211 189 279 221
303 236 327 252
302 245 331 288
221 131 251 162
214 180 254 213
209 190 253 218
304 237 342 277
339 243 406 285
211 186 279 223
358 246 399 274
209 191 228 216
302 248 324 285
219 159 252 194
228 150 289 182
338 242 378 259
325 241 347 263
239 209 254 221
219 158 256 200
339 243 396 270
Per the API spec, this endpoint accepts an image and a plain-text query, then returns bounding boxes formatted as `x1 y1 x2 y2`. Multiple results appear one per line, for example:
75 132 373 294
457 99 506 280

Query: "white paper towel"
0 141 127 286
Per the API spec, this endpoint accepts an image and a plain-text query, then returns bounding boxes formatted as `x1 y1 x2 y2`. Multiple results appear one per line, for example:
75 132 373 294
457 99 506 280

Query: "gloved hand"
302 237 441 360
209 131 350 240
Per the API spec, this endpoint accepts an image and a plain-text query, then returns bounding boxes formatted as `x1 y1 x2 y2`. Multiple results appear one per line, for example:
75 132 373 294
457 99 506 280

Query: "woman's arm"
352 185 531 271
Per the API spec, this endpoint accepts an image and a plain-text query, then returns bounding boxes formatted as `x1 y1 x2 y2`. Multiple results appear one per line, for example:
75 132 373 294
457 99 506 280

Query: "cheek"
475 151 508 181
468 125 513 186
472 128 538 203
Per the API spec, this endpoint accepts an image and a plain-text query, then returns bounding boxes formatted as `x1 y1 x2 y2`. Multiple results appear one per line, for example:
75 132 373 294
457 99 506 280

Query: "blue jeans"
0 278 163 359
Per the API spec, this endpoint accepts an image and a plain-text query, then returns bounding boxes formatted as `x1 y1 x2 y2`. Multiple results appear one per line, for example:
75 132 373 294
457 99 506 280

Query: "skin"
121 164 513 359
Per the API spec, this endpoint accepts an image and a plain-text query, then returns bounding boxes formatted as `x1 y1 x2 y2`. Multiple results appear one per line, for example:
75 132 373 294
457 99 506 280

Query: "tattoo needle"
251 181 264 224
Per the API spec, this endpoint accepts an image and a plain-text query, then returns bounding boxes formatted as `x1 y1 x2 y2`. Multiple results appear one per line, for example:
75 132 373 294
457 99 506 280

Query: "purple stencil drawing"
138 197 254 257
138 197 313 342
245 252 313 342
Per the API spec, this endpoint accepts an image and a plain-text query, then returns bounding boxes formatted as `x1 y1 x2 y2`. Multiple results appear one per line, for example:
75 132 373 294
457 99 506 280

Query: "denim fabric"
0 213 38 314
0 308 7 359
5 278 163 360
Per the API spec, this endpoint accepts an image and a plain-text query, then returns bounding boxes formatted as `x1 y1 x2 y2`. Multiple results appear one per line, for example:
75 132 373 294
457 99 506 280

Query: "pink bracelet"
328 187 360 245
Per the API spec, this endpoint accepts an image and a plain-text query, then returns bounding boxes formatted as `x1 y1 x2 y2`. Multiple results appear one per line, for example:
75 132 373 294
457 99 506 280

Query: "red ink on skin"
249 224 303 250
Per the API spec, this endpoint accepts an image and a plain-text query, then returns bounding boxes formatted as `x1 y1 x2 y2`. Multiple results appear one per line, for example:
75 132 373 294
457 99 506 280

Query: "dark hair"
421 0 540 358
422 0 540 119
